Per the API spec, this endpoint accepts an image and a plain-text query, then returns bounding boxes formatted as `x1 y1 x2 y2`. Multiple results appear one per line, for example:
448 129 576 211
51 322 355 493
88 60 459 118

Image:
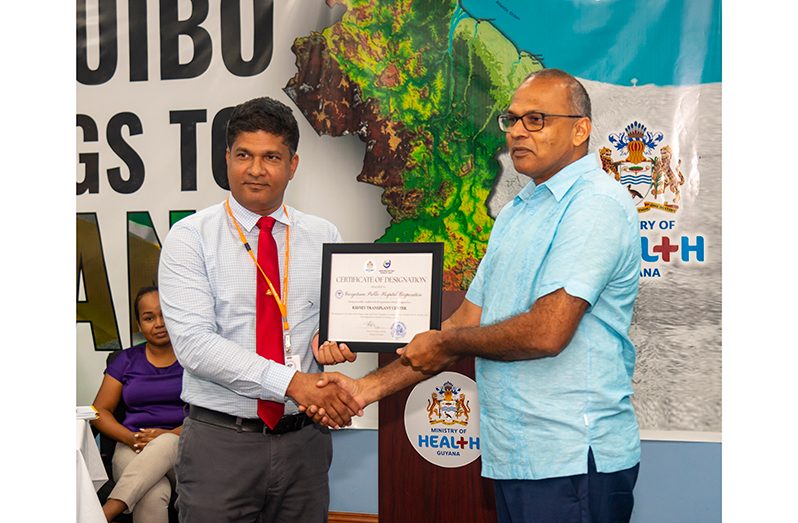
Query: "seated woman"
90 286 186 523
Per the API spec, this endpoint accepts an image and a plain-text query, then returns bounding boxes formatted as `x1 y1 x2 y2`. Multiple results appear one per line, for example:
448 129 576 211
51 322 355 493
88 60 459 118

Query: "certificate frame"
319 242 444 352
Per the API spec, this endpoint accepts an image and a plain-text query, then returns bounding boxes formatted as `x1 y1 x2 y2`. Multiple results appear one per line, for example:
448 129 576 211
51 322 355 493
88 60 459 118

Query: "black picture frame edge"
319 242 444 353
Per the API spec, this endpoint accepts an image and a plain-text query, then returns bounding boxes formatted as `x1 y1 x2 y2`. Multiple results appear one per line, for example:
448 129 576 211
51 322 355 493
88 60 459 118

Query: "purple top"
105 345 186 432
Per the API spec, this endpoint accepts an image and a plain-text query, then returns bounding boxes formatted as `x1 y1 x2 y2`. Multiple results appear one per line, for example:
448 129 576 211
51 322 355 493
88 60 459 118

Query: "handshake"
288 331 459 428
284 342 371 429
288 370 367 429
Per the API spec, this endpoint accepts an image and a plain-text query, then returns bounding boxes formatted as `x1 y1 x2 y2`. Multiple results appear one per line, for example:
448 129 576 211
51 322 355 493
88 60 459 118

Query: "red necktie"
256 216 284 429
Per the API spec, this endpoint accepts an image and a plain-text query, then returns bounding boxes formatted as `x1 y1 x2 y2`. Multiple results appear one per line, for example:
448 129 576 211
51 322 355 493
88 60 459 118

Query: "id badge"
283 332 301 369
286 354 302 370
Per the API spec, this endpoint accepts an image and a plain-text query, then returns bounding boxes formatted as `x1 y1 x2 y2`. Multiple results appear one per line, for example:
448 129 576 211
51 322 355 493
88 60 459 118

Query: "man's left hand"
316 341 357 365
396 330 458 374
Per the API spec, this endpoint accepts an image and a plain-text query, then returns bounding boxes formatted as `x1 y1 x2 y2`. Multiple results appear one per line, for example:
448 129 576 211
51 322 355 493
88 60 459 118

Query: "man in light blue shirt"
313 69 642 523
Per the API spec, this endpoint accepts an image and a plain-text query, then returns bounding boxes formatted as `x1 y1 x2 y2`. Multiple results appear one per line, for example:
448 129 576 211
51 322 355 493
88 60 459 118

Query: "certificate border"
319 242 443 352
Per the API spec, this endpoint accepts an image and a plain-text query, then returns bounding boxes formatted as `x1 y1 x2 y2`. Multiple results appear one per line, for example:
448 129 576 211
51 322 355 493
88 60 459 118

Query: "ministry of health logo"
600 120 705 280
600 121 685 214
427 380 470 426
404 371 481 468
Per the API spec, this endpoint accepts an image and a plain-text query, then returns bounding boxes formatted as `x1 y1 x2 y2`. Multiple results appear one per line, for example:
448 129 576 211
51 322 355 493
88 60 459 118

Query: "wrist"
285 371 308 402
439 328 459 357
270 364 299 402
359 374 381 404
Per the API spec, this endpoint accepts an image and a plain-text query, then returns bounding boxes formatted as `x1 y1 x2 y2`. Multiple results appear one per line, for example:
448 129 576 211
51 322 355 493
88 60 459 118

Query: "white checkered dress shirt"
159 196 341 418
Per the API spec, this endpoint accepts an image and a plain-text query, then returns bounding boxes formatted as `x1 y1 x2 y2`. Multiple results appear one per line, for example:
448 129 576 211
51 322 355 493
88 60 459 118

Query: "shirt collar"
227 195 291 233
514 153 599 204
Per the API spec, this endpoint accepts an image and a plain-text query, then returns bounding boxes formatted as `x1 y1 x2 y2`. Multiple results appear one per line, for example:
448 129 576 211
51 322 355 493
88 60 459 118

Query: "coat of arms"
600 121 685 213
427 380 470 426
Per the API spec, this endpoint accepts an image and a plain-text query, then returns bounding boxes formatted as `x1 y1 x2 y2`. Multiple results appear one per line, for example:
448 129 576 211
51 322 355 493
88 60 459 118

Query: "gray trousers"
110 433 178 523
175 416 332 523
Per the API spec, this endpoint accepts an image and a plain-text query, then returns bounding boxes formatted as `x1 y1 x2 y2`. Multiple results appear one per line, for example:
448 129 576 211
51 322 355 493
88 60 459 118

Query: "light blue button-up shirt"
466 153 641 480
159 196 341 418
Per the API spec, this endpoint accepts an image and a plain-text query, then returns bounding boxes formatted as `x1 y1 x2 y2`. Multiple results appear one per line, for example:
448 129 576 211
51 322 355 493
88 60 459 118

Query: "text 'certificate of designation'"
320 243 443 352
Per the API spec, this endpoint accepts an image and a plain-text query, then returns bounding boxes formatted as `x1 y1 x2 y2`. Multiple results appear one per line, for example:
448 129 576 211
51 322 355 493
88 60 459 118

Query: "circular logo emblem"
404 371 481 468
383 259 392 269
335 289 344 299
390 321 406 339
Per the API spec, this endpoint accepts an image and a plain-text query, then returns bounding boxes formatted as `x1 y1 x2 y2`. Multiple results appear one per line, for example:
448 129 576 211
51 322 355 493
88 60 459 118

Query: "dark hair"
133 286 159 322
524 68 592 120
225 97 300 156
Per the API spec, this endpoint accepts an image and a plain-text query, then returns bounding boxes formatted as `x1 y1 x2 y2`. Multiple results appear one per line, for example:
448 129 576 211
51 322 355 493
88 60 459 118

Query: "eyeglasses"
497 111 585 133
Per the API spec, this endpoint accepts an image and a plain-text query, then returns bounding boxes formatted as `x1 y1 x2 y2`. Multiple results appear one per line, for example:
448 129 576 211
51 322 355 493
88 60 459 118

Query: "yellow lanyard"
225 198 291 331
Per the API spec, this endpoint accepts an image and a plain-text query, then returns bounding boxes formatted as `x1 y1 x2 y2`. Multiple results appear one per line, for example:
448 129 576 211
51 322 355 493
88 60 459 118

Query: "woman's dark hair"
133 286 159 321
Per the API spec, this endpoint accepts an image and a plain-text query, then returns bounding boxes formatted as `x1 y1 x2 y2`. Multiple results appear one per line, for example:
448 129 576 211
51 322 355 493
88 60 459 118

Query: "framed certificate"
319 243 444 352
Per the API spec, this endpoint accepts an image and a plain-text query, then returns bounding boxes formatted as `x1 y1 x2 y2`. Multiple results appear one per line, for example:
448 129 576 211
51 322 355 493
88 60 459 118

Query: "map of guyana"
285 0 542 291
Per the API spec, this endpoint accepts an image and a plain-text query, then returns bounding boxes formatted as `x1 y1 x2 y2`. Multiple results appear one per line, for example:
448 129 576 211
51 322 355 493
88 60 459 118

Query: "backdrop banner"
77 0 721 438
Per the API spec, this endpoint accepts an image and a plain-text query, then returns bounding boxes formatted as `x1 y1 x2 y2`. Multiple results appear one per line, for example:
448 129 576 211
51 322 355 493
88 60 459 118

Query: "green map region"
285 0 541 291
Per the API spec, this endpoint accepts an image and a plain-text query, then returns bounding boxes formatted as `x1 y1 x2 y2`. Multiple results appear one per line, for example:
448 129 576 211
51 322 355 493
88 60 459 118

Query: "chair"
93 350 179 523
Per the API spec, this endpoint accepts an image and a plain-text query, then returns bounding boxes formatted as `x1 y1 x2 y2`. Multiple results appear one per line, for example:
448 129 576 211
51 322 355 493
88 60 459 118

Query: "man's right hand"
285 372 363 428
299 372 371 427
